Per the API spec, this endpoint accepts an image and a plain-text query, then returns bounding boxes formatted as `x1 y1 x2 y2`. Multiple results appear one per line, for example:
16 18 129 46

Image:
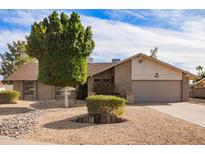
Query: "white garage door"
131 80 182 103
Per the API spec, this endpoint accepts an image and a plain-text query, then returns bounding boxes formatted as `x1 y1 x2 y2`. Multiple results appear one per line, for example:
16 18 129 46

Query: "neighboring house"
0 81 13 91
7 53 198 103
190 78 205 98
193 78 205 88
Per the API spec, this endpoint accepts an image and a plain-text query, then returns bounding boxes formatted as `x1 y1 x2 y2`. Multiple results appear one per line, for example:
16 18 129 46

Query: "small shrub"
93 80 121 97
93 81 114 95
86 95 126 117
0 90 20 104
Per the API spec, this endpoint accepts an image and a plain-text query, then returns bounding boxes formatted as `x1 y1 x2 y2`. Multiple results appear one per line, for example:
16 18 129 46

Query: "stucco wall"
37 81 55 100
93 68 114 79
13 81 23 99
132 57 182 80
114 60 132 96
87 68 114 93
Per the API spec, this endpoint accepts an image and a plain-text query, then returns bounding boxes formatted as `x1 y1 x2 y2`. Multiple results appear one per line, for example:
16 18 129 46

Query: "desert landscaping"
1 100 205 144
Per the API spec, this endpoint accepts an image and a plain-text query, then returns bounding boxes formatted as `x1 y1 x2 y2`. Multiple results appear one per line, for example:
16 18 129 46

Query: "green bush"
86 95 126 117
0 90 20 104
93 80 113 95
93 80 121 96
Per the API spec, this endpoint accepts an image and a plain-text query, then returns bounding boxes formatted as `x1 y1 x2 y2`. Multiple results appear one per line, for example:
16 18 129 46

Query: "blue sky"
0 9 205 74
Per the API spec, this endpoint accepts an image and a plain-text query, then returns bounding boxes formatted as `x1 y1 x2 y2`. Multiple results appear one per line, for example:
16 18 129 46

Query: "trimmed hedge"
86 95 126 117
0 90 20 104
93 81 114 95
93 81 121 96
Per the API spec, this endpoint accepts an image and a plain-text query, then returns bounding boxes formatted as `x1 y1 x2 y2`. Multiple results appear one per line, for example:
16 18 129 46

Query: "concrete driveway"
146 100 205 128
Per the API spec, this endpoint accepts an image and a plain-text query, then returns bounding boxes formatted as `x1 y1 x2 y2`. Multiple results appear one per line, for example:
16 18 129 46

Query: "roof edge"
89 53 199 79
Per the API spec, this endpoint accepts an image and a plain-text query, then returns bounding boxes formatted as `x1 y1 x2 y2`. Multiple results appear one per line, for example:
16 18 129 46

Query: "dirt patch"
21 102 205 145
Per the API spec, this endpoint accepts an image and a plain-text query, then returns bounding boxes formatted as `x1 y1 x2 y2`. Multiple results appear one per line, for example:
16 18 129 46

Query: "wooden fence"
191 88 205 98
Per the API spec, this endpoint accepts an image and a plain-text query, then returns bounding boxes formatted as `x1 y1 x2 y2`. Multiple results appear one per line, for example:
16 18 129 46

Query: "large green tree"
0 40 32 81
27 11 95 107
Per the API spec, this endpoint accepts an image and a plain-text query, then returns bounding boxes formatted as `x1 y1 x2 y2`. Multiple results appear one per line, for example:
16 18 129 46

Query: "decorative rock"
71 114 126 124
0 109 44 138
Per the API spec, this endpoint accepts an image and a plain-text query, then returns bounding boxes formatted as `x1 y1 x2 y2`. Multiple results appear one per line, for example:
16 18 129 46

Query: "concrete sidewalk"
147 102 205 128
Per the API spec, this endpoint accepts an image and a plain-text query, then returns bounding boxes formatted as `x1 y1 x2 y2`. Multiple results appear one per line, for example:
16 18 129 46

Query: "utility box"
87 91 96 96
126 92 134 104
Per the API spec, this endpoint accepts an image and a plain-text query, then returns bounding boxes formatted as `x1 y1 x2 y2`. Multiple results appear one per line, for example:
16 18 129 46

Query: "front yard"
1 101 205 144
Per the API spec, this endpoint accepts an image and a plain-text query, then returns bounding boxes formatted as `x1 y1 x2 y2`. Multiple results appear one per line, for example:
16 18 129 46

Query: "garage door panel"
132 80 181 102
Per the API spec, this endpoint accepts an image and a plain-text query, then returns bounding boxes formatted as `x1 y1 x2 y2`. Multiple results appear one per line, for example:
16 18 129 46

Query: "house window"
23 81 35 99
55 86 76 100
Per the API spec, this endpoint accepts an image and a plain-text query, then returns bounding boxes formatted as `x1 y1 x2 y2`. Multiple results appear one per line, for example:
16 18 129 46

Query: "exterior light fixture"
154 73 159 78
138 55 143 63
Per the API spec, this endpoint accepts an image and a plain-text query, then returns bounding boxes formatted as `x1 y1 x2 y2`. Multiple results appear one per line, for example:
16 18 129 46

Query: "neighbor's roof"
6 62 113 81
89 53 199 80
195 78 205 85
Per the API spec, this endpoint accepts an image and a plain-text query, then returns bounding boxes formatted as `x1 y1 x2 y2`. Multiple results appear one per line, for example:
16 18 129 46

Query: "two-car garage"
131 80 182 102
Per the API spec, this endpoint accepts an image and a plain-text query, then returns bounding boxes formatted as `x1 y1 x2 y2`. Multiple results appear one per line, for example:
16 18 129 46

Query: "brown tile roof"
7 63 39 81
6 62 113 81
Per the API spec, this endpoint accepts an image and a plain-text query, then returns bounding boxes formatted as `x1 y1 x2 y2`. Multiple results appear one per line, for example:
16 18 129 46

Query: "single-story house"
6 61 113 100
7 53 198 103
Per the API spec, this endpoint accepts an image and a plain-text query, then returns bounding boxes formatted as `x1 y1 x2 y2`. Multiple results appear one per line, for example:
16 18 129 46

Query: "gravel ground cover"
0 101 32 121
0 109 44 138
20 102 205 145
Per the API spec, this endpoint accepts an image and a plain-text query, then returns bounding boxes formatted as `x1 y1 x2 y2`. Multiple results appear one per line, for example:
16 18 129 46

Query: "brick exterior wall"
182 72 189 101
114 60 132 96
13 80 56 100
37 81 56 100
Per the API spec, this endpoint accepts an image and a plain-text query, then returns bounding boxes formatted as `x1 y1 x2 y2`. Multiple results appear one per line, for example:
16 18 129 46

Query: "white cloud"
0 10 53 26
81 15 205 74
0 10 205 75
0 30 28 52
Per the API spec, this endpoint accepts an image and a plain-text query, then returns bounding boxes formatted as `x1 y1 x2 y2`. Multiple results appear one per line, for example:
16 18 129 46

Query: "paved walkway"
147 102 205 128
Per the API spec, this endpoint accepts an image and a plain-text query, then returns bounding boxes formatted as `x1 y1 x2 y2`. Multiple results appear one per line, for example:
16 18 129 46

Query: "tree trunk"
65 86 69 107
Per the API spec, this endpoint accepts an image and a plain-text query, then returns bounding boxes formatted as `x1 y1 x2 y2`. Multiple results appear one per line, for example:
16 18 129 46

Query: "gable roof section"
7 63 39 81
6 62 113 81
89 53 199 80
195 78 205 85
